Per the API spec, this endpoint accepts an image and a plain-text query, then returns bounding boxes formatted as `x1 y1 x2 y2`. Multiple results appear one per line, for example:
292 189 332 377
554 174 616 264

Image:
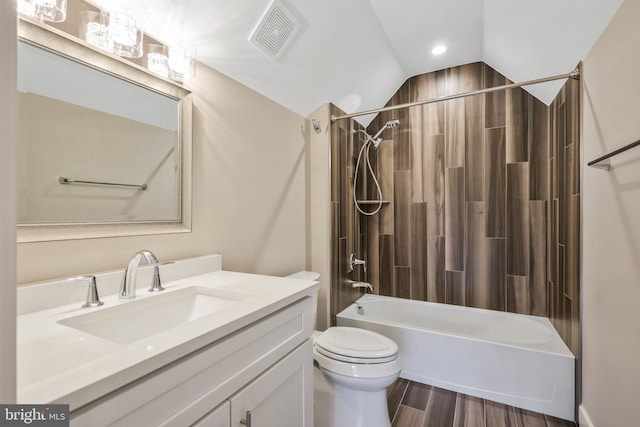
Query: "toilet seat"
314 327 398 364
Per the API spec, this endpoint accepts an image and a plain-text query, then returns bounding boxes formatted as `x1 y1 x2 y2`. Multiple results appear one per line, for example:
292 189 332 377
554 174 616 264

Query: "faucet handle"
69 275 104 308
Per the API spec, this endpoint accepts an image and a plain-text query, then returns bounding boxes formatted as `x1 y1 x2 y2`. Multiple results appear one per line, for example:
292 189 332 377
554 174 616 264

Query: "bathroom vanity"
17 255 318 426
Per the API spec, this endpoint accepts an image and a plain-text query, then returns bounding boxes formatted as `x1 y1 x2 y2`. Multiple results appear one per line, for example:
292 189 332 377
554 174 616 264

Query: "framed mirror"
17 18 192 242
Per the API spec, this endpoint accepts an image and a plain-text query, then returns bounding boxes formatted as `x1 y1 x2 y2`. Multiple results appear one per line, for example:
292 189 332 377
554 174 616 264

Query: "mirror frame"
17 17 193 243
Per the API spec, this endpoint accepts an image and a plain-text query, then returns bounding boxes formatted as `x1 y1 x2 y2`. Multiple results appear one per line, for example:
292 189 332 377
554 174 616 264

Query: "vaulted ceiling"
91 0 623 125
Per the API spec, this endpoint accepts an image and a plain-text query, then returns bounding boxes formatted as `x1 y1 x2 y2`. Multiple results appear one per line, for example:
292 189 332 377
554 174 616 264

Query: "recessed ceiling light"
432 45 447 55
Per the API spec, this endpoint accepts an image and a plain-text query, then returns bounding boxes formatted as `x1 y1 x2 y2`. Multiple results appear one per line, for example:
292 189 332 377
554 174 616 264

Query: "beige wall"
582 0 640 425
1 0 17 403
17 57 308 284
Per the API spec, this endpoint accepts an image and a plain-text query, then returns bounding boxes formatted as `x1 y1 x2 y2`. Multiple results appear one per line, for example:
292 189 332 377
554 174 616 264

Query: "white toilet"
287 272 401 427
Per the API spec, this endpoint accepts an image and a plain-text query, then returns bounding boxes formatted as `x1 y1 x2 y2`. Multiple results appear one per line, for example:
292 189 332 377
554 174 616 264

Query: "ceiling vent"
249 0 301 59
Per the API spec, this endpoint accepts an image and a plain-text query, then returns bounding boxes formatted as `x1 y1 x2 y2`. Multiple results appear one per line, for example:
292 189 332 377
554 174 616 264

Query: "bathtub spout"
349 280 373 292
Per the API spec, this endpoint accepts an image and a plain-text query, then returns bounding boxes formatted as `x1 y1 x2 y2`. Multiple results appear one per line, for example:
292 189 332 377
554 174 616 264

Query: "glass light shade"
108 11 143 58
18 0 67 22
168 46 191 83
79 11 112 53
146 44 169 78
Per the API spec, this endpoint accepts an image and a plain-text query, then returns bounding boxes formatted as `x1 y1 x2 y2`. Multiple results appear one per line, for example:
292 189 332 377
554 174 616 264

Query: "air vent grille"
249 0 300 59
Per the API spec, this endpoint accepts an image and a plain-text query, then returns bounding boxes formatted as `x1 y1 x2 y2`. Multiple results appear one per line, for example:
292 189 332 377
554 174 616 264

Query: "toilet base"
314 364 398 427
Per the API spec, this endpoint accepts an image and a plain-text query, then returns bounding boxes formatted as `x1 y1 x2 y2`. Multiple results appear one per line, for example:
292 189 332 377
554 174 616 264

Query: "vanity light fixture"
167 46 192 83
146 44 169 78
79 10 112 53
18 0 67 22
109 11 143 58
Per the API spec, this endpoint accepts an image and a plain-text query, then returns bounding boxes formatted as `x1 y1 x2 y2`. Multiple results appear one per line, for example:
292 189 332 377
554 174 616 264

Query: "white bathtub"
336 294 575 421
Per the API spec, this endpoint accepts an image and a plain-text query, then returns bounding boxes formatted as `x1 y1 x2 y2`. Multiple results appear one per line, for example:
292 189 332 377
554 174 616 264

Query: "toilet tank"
286 271 320 329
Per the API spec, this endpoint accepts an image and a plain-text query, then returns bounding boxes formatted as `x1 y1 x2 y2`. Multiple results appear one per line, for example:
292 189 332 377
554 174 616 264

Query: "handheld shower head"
371 119 400 149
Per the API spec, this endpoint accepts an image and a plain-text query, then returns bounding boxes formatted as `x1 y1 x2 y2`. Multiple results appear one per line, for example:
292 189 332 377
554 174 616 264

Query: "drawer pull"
240 410 252 426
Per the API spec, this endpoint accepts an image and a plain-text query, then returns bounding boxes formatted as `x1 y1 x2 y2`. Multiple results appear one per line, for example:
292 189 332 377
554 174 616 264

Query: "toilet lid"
315 327 398 364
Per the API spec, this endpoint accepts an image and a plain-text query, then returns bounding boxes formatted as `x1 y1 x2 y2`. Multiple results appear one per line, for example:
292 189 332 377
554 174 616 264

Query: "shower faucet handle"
349 253 367 272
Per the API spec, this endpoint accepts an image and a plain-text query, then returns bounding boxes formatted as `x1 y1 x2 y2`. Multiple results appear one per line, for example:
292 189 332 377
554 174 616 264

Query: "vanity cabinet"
69 297 314 427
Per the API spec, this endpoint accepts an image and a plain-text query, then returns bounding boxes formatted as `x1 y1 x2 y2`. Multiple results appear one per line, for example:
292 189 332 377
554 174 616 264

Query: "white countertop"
16 256 318 410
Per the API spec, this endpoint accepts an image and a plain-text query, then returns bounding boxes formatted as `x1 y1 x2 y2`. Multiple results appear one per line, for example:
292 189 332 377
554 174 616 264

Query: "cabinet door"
230 340 313 427
192 401 230 427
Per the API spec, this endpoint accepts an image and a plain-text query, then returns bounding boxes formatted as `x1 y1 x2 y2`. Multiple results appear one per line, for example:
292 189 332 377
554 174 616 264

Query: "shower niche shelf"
355 200 390 205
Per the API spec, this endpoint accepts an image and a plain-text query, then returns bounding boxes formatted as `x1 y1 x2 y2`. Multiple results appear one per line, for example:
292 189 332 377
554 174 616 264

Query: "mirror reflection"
17 40 182 224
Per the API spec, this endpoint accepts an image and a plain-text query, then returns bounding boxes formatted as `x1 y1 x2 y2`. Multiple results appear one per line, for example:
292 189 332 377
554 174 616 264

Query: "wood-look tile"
424 134 445 236
485 401 517 427
545 414 576 427
485 128 506 238
379 139 395 234
529 98 549 200
393 81 411 172
337 237 349 315
514 407 547 427
529 201 547 317
402 381 432 410
410 105 424 203
556 104 566 246
345 165 355 259
416 71 446 135
396 267 411 299
428 236 446 303
367 210 380 294
445 167 465 271
446 270 465 306
506 275 530 314
424 387 457 427
379 235 395 297
387 378 409 420
393 405 426 427
506 163 530 276
506 88 529 163
484 65 507 128
330 121 342 203
330 202 340 326
453 394 485 427
487 238 507 311
465 93 485 201
394 171 411 267
410 203 428 301
465 202 489 309
446 97 466 168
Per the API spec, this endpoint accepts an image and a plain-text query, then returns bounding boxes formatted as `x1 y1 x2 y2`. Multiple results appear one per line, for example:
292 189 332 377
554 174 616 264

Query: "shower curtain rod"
330 68 580 123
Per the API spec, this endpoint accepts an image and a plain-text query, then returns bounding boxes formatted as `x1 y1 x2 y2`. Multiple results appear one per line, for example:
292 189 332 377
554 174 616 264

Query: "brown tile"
392 82 411 172
402 381 432 410
427 236 446 303
445 167 465 271
506 163 530 276
387 378 409 420
465 202 489 309
484 65 507 128
506 88 529 163
485 401 517 427
485 127 506 238
446 270 465 306
393 405 426 427
514 407 547 427
367 212 380 293
529 98 549 201
423 387 457 427
506 275 530 314
417 71 446 135
446 97 466 168
424 135 445 236
394 171 411 267
487 238 507 311
544 414 576 427
379 139 395 234
529 201 547 316
465 92 485 201
410 203 428 301
453 394 485 427
379 235 395 296
396 267 411 299
410 105 424 203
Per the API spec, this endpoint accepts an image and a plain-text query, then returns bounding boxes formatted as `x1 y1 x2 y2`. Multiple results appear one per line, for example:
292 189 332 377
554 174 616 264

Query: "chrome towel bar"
58 176 147 190
588 139 640 171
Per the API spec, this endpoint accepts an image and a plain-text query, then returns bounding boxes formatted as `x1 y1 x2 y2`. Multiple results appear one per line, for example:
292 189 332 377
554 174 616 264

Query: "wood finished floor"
387 379 576 427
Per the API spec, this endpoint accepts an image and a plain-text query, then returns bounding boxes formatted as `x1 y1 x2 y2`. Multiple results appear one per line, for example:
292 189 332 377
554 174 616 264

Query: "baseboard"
579 405 595 427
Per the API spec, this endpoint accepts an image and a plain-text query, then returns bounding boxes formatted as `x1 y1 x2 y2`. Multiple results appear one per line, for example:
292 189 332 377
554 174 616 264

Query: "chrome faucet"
349 253 367 272
120 250 165 299
69 275 104 308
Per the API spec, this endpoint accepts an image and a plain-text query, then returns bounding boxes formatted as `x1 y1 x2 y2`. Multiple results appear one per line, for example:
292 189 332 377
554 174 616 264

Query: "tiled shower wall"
329 62 580 354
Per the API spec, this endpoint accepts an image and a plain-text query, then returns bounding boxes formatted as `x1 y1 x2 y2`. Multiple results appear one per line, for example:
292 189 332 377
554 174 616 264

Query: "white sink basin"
58 286 250 344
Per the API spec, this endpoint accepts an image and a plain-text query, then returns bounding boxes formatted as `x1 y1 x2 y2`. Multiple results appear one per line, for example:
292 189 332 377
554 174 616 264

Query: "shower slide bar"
587 139 640 171
58 176 147 190
331 68 580 123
